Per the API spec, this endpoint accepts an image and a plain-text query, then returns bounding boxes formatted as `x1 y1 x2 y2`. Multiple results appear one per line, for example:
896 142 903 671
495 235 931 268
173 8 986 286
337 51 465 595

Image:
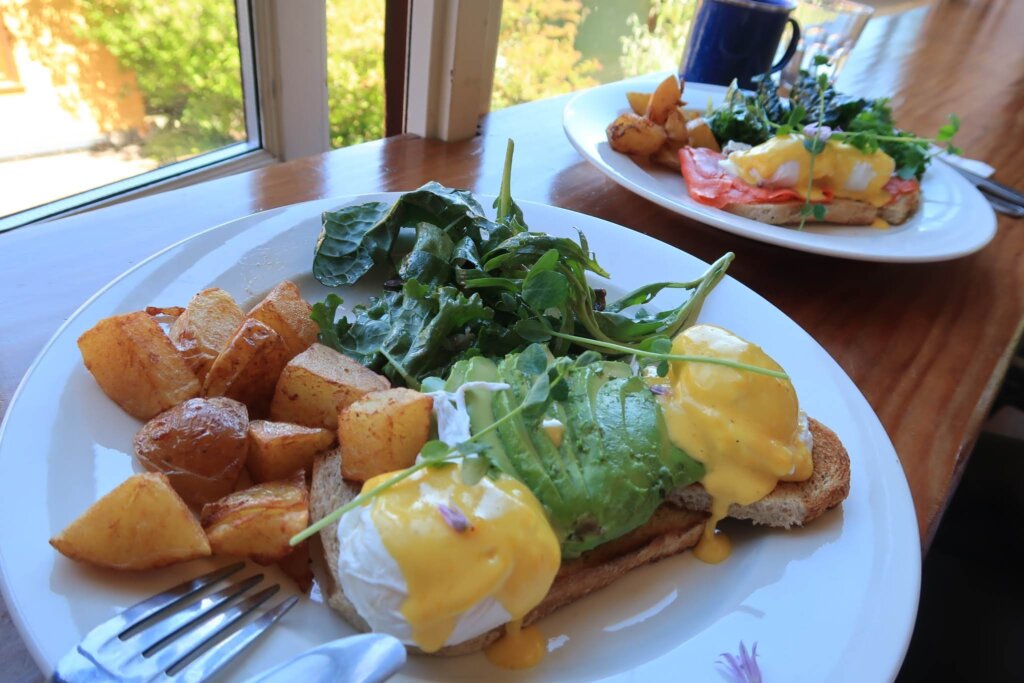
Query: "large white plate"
0 195 920 682
563 74 997 263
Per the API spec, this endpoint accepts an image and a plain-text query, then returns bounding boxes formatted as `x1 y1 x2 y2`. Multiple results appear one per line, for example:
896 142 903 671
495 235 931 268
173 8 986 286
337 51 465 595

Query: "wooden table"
2 0 1022 678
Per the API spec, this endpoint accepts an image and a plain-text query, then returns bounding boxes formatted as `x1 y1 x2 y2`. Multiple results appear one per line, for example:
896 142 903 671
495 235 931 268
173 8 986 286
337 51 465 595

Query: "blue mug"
680 0 801 89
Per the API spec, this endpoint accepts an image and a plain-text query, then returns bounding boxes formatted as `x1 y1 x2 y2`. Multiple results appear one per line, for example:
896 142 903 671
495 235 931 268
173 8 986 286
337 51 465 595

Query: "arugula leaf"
522 270 569 311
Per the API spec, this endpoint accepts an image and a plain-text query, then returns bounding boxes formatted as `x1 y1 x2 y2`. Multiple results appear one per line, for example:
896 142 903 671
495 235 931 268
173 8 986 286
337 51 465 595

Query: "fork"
52 562 401 683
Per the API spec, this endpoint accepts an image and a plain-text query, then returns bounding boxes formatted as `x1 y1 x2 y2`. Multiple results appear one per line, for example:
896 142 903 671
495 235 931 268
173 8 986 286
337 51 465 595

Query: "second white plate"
562 74 997 262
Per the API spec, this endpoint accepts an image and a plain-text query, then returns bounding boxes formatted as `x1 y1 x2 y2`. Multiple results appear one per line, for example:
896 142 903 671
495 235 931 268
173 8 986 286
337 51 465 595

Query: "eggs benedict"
308 341 850 668
679 137 920 227
659 325 813 563
336 463 560 660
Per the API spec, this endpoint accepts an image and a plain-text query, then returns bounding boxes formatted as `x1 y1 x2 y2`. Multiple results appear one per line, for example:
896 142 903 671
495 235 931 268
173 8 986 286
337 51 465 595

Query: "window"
326 0 386 149
492 0 696 111
0 0 265 231
0 17 22 93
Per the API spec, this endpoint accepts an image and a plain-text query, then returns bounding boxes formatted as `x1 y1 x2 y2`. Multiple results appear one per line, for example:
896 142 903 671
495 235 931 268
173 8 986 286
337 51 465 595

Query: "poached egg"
720 134 897 206
336 463 560 666
659 324 813 563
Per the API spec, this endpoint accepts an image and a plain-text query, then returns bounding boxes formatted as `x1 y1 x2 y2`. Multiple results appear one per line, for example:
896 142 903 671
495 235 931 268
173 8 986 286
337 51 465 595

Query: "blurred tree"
492 0 601 110
619 0 695 77
326 0 385 148
80 0 244 163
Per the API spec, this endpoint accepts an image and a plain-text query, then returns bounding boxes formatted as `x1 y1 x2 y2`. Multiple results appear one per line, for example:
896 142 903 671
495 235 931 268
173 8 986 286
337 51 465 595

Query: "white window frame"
0 0 331 233
405 0 502 142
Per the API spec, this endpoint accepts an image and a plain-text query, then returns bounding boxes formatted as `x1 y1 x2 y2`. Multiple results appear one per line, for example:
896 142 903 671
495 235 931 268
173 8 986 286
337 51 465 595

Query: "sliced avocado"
444 344 704 559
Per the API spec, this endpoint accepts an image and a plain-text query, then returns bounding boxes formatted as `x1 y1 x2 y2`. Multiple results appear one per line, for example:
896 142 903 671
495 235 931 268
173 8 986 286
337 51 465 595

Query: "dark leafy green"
310 139 733 386
704 70 960 180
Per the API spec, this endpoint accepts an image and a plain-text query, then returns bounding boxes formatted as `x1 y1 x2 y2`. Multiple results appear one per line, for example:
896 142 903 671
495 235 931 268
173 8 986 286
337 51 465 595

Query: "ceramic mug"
680 0 801 89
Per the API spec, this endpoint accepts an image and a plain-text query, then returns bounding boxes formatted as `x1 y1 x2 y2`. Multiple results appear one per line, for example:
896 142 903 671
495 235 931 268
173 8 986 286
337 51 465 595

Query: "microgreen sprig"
514 319 789 380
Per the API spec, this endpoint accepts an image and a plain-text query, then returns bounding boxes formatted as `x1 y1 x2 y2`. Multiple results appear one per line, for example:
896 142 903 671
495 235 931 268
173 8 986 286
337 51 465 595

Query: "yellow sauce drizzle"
485 619 547 669
660 325 812 563
363 465 560 654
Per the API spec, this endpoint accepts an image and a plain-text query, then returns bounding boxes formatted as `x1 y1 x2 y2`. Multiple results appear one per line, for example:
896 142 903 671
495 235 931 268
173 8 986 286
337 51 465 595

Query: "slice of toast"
667 418 850 527
308 417 850 656
724 192 918 226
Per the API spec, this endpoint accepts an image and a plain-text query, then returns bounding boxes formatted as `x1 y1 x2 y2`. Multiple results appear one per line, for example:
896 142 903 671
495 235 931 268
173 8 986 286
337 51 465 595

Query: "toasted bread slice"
308 417 850 656
309 450 706 656
724 192 918 226
668 418 850 527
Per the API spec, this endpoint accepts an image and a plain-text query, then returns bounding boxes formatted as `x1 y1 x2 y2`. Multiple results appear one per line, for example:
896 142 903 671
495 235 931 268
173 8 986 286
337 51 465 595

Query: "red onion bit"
437 502 471 533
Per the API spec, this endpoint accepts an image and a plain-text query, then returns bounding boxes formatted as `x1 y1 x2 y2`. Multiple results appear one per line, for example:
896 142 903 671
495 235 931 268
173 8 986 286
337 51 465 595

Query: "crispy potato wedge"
134 397 249 506
247 281 319 360
203 318 290 417
50 473 210 570
278 541 313 593
626 91 650 115
169 288 245 381
247 420 335 483
339 388 433 482
201 473 309 564
77 312 200 420
646 74 682 125
686 116 721 152
652 145 683 171
664 107 690 143
269 344 390 430
606 113 668 157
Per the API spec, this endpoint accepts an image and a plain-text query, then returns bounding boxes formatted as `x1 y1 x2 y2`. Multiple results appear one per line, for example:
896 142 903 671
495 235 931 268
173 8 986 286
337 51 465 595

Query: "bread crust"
667 418 850 526
724 192 919 226
308 416 850 656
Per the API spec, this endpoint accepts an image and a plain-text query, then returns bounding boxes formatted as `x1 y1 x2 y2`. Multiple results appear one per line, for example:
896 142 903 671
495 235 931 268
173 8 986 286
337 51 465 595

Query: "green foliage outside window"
81 0 691 162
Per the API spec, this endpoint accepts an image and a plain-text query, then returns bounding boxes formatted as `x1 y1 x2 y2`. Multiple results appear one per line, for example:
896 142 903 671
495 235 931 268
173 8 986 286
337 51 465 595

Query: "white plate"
0 195 920 682
563 73 997 263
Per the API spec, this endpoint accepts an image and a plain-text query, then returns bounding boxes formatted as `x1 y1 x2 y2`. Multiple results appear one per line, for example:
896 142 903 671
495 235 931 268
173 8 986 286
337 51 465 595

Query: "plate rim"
0 193 921 680
562 73 997 263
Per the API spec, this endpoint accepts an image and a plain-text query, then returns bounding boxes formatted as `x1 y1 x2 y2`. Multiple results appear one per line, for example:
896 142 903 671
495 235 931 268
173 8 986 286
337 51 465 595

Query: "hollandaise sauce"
485 619 547 669
363 465 561 658
727 135 896 207
660 325 813 563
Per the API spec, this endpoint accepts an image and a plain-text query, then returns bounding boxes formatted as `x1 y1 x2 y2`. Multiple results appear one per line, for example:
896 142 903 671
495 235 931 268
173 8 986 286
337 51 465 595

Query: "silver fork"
54 562 297 682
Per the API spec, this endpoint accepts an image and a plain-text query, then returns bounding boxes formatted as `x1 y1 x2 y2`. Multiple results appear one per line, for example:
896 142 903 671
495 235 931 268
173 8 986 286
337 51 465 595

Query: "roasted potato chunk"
652 145 683 171
50 473 210 570
203 318 290 417
77 312 200 420
646 74 682 125
278 541 313 593
626 91 650 115
269 344 390 430
201 473 309 564
133 397 249 506
247 420 335 483
247 281 319 360
686 116 721 152
169 288 245 381
339 388 433 482
664 107 690 143
606 113 668 157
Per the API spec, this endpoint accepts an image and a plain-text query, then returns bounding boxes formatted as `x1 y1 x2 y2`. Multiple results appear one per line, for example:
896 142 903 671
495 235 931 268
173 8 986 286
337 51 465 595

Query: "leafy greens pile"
310 141 732 388
705 68 961 180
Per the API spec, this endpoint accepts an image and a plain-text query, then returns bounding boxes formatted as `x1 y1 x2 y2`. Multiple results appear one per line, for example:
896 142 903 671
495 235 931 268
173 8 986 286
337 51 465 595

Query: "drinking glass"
780 0 874 85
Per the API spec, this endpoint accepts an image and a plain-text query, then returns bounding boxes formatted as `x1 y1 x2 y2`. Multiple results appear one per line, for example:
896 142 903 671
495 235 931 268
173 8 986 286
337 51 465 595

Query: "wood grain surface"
2 0 1022 678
